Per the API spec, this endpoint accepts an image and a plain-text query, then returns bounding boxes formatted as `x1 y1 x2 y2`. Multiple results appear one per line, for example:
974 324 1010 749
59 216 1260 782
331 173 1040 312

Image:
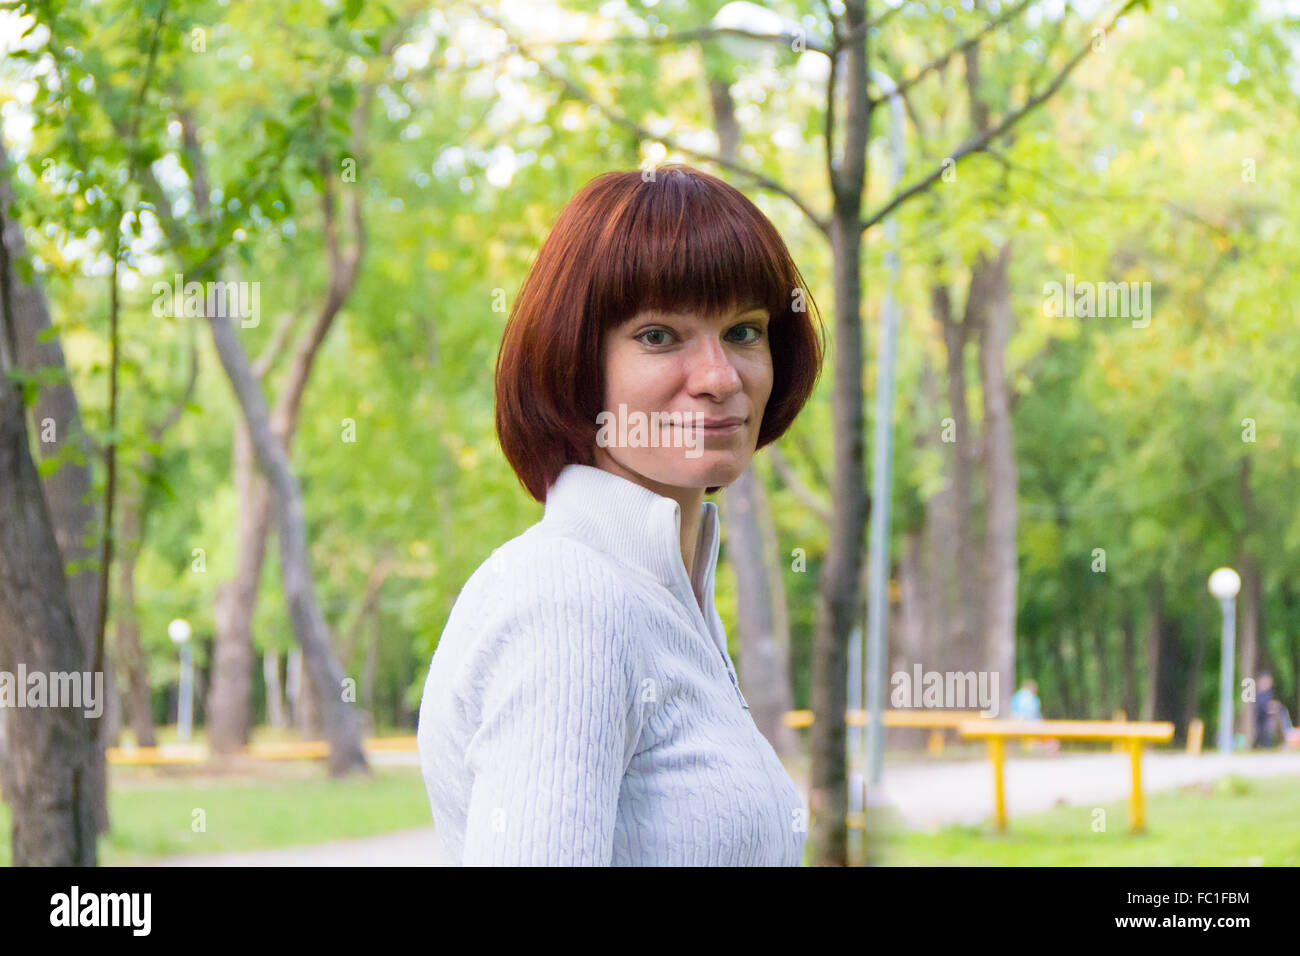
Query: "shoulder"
444 529 645 672
460 527 640 621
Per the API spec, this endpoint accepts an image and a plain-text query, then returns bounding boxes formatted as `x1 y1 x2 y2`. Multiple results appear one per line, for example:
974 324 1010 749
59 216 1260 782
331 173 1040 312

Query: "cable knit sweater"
416 463 807 866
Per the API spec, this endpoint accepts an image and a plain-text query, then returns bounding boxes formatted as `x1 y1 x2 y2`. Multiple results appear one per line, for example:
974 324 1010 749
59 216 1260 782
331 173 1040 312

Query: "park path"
871 748 1300 829
143 750 1300 865
147 825 450 866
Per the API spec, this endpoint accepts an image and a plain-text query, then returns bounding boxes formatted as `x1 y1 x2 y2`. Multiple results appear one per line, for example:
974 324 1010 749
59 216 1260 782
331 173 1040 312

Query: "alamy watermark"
0 665 104 718
596 403 706 458
890 665 1000 717
152 273 261 327
50 886 150 936
1043 273 1151 328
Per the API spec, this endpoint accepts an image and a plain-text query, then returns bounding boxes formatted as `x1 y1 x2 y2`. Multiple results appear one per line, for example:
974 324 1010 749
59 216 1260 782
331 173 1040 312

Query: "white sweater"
416 463 807 866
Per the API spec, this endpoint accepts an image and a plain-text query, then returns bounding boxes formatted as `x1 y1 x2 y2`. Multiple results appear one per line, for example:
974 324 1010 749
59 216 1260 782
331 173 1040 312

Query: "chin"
639 450 750 491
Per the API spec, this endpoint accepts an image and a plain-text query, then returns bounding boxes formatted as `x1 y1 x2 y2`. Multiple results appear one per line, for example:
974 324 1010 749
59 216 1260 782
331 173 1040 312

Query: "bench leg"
927 729 944 756
990 737 1007 832
1128 739 1145 833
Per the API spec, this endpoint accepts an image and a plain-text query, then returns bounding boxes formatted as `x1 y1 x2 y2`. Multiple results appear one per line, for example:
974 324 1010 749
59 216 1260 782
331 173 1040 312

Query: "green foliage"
3 0 1297 736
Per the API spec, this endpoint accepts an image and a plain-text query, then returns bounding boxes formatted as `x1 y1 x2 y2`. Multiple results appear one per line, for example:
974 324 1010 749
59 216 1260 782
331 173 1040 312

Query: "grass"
0 762 433 866
861 773 1300 865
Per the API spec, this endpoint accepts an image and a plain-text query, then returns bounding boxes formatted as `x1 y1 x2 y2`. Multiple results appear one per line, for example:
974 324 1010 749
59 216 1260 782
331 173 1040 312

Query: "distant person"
1010 680 1043 721
1010 679 1059 755
1273 700 1300 748
1255 673 1277 748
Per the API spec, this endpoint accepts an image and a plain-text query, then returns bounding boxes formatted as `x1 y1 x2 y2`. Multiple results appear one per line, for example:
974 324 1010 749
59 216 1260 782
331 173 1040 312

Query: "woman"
417 164 824 866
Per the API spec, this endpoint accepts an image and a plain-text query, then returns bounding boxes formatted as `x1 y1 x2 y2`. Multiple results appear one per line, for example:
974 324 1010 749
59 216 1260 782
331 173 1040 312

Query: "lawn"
0 762 433 866
862 773 1300 865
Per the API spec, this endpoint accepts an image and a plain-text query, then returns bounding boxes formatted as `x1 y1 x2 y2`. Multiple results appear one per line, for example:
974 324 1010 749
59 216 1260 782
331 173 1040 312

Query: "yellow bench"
105 736 419 765
784 709 988 755
957 719 1175 833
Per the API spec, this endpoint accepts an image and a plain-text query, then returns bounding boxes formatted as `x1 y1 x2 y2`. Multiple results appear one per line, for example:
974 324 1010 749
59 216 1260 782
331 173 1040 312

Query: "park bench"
957 718 1175 833
783 708 988 755
105 735 419 765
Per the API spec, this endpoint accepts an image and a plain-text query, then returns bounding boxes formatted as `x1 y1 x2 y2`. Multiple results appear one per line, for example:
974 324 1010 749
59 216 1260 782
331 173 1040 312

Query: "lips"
698 417 745 431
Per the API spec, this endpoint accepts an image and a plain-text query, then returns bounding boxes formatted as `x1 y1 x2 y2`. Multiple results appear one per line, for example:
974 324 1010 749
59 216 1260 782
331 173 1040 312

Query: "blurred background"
0 0 1298 866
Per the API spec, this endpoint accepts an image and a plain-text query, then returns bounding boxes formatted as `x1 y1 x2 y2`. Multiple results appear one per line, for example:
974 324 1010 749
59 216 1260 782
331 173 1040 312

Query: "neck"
591 452 706 579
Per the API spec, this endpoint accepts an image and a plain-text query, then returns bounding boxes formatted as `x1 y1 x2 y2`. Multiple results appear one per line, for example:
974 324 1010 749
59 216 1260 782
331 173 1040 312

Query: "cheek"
604 347 666 407
745 350 775 405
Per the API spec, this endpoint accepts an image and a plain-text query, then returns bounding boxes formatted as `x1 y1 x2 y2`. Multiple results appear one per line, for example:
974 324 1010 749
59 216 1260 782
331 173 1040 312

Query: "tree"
0 159 98 866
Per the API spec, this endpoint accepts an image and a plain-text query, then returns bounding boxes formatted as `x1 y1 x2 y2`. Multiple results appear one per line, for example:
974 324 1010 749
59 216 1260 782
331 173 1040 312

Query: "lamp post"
168 618 193 744
1207 568 1240 754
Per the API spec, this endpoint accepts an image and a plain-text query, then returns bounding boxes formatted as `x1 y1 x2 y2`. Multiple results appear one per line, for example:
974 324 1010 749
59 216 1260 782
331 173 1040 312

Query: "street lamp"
1207 568 1241 754
168 618 193 744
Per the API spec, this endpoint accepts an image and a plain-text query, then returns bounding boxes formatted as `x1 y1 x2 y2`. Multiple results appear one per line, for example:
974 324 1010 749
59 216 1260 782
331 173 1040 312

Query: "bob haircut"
495 164 825 503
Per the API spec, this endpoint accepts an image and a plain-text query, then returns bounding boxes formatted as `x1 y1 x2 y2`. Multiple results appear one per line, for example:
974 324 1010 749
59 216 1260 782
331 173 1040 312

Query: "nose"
686 335 743 401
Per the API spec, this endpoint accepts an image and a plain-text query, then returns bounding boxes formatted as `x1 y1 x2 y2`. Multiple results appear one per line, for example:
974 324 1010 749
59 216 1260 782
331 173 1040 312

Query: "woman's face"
593 302 773 493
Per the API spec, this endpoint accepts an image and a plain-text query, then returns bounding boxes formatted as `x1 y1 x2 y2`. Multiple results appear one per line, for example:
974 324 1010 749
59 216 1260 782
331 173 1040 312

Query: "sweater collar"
541 463 720 615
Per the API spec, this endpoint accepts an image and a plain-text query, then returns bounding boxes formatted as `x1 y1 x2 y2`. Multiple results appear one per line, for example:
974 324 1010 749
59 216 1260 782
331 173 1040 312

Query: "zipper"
722 653 750 710
670 503 750 711
689 590 749 711
664 579 750 711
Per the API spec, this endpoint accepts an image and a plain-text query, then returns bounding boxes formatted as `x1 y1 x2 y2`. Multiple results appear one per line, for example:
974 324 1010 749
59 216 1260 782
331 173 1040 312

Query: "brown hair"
495 164 824 502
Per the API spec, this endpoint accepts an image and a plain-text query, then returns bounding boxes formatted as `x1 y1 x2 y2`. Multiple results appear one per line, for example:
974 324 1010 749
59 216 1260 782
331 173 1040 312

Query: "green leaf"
329 81 356 109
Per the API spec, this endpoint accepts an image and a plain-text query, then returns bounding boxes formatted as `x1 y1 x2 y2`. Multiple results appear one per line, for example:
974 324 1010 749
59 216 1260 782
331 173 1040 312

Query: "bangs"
585 168 799 328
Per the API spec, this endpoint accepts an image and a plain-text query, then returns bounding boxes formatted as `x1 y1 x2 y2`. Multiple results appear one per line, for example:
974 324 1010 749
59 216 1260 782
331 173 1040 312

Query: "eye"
635 327 674 347
726 323 765 344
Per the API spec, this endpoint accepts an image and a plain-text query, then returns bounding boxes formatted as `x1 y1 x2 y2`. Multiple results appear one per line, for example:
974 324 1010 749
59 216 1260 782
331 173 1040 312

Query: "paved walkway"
870 749 1300 830
148 826 448 866
143 750 1300 865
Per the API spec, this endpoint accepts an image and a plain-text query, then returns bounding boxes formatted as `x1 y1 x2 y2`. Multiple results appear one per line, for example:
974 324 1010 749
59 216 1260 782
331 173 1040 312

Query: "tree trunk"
113 488 156 747
1048 631 1074 718
1284 585 1300 719
809 0 869 865
1238 548 1260 742
977 242 1017 717
915 348 953 673
1068 627 1091 718
361 615 381 736
1091 627 1113 718
724 468 799 758
1156 617 1185 731
1183 619 1206 734
1238 457 1260 743
209 422 271 752
207 298 367 774
294 663 326 740
0 296 98 865
1141 580 1162 722
937 285 983 674
264 651 287 729
897 532 928 674
0 143 108 835
1120 612 1136 718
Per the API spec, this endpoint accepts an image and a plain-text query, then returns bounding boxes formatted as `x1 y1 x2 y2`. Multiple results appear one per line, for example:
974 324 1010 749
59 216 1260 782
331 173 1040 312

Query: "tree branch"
861 0 1143 233
477 6 830 235
867 0 1033 109
535 26 832 58
768 444 832 523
